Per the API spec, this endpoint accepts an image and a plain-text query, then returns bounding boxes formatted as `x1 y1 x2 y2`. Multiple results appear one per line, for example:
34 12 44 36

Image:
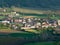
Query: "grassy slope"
24 42 55 45
12 7 45 14
0 7 60 19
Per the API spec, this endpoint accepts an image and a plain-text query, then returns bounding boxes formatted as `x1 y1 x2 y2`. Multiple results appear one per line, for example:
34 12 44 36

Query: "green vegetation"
24 42 60 45
0 27 59 45
0 7 60 19
0 7 60 45
0 23 10 29
9 33 36 37
24 42 54 45
0 16 5 19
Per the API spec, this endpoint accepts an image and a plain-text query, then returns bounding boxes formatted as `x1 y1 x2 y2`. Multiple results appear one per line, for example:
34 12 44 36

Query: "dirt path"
0 29 26 34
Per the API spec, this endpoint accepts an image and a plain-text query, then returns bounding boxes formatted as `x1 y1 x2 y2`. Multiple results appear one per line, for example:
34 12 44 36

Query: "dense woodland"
0 0 60 10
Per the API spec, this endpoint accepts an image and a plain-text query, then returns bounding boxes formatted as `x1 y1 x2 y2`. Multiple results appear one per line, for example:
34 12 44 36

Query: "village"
0 0 60 45
0 8 60 32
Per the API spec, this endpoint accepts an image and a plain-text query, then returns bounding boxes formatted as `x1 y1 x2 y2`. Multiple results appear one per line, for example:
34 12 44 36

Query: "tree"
39 27 54 41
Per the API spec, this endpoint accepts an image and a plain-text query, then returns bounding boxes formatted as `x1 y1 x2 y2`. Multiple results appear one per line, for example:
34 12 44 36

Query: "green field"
1 12 60 19
0 7 60 19
24 42 54 45
24 42 60 45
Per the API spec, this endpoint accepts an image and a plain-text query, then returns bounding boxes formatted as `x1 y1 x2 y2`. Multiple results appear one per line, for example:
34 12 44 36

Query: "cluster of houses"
0 14 60 30
0 8 60 30
20 18 58 29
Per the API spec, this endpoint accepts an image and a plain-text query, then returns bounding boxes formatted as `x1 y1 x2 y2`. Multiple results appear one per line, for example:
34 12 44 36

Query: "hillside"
0 0 60 10
10 7 60 14
12 7 45 14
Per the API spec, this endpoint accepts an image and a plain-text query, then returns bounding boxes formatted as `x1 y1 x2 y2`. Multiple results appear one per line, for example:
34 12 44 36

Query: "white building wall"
58 20 60 25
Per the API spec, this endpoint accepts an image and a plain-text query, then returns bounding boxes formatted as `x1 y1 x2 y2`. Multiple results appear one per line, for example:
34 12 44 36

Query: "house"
14 19 19 23
30 26 35 28
12 24 18 30
2 20 10 23
22 20 26 24
36 22 41 26
58 20 60 25
0 8 6 12
42 22 49 28
16 13 19 16
19 19 23 23
47 19 58 27
1 20 10 25
27 18 32 23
